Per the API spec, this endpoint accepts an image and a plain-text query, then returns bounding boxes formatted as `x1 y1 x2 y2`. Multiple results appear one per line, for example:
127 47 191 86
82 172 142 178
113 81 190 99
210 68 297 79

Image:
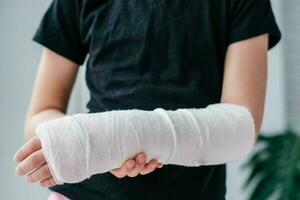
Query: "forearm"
24 109 65 140
23 47 80 141
36 103 256 184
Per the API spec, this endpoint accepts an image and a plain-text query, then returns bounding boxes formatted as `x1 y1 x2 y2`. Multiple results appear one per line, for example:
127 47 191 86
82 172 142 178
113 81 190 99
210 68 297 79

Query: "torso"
51 0 229 199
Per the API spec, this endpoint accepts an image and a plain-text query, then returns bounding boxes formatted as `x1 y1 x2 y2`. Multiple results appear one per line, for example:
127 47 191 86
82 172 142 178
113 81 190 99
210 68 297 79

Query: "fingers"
110 152 164 179
127 153 146 177
13 136 41 163
26 163 52 183
15 149 46 176
157 163 163 168
139 159 160 175
40 176 56 188
13 137 53 188
110 159 136 178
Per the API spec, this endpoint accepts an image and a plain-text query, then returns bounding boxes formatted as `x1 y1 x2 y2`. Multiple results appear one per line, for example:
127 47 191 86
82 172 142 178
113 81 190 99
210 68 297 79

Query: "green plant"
242 130 300 200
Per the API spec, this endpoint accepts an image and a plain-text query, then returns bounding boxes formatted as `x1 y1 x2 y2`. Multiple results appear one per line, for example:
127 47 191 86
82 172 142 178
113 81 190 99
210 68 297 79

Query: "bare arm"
221 33 269 141
24 48 79 140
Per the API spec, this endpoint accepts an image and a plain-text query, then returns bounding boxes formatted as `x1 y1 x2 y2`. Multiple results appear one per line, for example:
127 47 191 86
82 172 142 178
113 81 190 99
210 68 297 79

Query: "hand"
110 152 163 178
13 136 56 188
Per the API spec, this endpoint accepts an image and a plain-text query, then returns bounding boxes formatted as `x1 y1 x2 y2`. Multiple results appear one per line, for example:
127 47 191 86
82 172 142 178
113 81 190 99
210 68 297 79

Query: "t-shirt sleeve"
228 0 282 50
33 0 87 65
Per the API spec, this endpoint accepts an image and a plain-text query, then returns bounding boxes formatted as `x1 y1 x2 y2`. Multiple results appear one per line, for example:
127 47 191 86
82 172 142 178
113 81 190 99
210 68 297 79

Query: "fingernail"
138 155 145 164
15 167 21 176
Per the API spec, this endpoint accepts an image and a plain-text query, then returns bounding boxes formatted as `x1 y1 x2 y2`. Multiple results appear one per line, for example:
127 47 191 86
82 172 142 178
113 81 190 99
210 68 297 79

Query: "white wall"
0 1 52 199
0 0 285 199
282 0 300 134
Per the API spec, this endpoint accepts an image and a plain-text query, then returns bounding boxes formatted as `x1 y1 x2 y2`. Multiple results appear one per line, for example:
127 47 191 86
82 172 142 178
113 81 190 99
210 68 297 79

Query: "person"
13 0 281 199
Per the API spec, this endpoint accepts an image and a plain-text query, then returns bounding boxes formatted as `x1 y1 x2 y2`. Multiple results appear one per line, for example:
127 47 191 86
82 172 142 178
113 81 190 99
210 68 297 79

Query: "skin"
13 33 268 188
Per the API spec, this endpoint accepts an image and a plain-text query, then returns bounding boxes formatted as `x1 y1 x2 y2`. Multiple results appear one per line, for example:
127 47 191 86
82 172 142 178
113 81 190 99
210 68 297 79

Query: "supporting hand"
110 152 163 178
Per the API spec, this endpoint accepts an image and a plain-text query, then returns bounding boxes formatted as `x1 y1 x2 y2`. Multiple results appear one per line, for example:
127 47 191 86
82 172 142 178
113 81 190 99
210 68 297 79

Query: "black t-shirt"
33 0 281 199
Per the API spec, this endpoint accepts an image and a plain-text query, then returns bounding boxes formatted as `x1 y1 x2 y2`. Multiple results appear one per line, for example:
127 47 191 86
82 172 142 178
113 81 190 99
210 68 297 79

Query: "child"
14 0 281 199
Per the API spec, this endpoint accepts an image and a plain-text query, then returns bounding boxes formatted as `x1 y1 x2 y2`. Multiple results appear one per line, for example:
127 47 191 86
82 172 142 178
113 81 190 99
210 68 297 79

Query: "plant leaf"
242 130 300 200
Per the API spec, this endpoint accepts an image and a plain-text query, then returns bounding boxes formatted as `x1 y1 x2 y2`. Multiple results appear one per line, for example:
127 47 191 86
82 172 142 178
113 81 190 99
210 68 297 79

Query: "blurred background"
0 0 298 199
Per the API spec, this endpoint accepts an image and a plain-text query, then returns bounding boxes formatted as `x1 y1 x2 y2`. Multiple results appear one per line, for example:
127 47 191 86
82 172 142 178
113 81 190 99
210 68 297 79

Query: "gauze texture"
36 103 256 184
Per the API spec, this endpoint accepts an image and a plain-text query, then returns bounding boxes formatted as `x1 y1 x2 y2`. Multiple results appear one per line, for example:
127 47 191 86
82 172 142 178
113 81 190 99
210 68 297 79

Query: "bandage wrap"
36 103 256 184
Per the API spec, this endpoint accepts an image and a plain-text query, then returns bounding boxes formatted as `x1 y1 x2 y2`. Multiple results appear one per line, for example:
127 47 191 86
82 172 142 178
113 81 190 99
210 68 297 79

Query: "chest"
80 0 228 55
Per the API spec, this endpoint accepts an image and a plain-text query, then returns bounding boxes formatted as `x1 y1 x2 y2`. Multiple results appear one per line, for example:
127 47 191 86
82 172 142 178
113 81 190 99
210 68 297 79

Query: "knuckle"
28 145 35 153
28 157 36 166
123 167 132 174
126 161 135 170
42 165 50 176
30 154 39 165
135 163 144 169
27 156 35 165
125 167 132 173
